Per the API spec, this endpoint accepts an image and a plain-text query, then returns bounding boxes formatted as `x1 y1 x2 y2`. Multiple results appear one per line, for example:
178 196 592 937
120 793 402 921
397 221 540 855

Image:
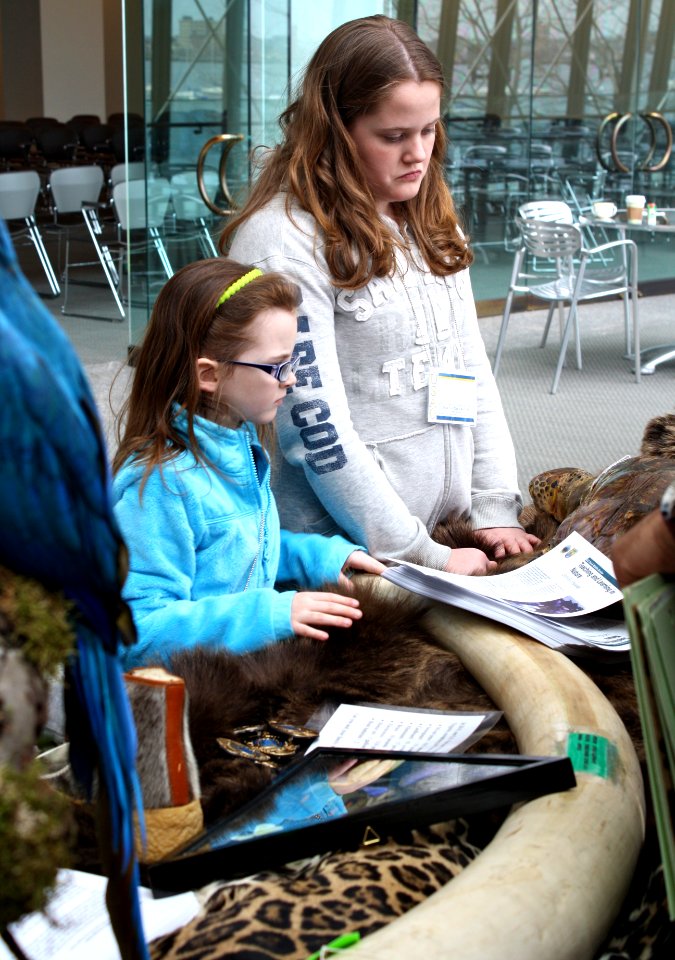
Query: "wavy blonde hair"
220 14 472 289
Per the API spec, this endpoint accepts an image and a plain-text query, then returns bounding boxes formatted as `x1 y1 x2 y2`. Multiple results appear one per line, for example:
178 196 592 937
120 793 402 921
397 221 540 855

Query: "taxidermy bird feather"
0 218 148 959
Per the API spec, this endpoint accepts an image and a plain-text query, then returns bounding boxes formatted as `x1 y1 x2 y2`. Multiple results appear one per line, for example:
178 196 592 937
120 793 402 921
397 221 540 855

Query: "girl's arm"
452 270 529 546
278 529 383 588
114 470 296 669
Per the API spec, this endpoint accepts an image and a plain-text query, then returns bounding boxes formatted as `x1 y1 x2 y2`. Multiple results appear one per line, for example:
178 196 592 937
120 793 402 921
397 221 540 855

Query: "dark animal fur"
167 580 514 824
167 417 675 823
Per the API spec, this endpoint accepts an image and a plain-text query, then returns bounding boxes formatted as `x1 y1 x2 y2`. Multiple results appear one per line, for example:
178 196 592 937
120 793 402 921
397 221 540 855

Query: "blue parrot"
0 217 148 960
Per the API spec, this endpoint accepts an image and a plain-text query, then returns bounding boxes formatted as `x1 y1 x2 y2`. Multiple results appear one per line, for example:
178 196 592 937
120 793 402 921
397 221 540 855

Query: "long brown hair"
220 14 472 289
113 258 300 486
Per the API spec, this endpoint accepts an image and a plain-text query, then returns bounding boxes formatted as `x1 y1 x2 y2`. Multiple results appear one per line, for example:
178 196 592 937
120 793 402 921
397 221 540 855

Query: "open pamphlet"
305 701 501 756
383 531 629 655
622 573 675 919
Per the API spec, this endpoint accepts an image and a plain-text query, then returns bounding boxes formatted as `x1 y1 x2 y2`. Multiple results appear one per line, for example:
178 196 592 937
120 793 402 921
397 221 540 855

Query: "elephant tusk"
349 593 645 960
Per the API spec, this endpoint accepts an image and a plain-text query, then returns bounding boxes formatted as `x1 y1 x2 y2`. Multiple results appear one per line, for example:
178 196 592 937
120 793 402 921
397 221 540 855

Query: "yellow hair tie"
216 268 263 307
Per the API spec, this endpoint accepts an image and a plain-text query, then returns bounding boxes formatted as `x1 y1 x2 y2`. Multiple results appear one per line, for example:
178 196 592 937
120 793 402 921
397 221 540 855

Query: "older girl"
223 15 538 575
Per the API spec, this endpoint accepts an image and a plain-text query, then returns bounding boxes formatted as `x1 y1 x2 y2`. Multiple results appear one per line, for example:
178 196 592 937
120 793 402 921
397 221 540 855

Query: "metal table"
580 209 675 374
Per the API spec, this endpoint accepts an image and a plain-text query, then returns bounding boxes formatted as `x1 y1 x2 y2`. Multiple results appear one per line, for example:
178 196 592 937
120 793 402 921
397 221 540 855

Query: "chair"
170 169 220 258
0 124 33 170
48 164 105 245
34 124 78 171
518 200 574 224
48 165 110 315
107 161 145 210
108 111 145 130
112 176 173 274
66 114 101 141
60 175 172 320
111 123 145 163
0 170 60 296
493 216 639 394
79 123 115 169
110 161 145 189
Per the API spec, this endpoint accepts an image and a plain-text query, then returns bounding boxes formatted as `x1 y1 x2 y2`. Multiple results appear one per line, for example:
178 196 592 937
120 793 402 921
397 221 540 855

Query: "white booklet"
306 702 499 755
383 531 629 655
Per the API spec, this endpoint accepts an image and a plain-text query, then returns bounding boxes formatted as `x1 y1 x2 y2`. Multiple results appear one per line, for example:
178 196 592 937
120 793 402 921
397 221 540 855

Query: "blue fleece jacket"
113 412 362 669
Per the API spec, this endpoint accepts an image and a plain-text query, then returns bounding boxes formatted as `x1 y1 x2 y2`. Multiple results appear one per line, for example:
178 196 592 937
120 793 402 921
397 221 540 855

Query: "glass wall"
127 0 675 336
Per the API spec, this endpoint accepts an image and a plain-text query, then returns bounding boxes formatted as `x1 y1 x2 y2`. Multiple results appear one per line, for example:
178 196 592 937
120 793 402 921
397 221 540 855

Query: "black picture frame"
146 749 576 894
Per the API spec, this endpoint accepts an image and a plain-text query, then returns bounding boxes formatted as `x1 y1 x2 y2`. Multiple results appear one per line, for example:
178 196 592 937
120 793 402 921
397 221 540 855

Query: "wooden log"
349 598 645 960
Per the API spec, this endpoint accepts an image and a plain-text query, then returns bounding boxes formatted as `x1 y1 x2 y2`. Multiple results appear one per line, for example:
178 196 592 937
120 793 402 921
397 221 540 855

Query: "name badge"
427 370 477 425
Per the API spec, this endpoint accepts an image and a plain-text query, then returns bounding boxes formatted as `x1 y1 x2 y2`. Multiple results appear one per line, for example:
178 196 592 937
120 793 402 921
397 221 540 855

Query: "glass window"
131 0 675 330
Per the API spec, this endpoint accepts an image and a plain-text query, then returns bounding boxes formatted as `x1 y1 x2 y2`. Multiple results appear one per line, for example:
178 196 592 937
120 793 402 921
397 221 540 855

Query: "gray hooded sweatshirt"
230 195 523 569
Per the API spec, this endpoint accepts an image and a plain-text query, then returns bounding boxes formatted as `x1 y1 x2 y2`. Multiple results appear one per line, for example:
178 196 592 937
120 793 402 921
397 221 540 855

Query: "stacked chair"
0 169 60 296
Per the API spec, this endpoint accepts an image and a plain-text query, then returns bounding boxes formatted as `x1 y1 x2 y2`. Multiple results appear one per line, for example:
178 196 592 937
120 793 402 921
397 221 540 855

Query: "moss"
0 566 75 677
0 763 74 927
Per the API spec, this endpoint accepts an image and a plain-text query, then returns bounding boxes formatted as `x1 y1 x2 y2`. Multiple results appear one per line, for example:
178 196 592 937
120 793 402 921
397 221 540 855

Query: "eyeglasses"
226 354 301 383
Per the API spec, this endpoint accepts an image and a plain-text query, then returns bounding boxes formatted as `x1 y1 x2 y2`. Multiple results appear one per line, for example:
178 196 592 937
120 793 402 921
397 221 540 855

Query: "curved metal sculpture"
196 133 244 216
597 110 672 173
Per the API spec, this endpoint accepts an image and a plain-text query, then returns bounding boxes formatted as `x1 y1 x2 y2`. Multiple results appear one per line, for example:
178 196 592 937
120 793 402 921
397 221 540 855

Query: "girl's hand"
443 547 497 575
291 591 363 640
338 549 385 588
474 527 541 558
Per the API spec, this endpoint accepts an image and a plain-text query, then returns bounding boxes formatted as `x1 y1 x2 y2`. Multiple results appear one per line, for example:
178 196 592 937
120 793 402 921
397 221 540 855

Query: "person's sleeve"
278 529 362 588
230 221 452 569
115 477 295 670
455 271 524 530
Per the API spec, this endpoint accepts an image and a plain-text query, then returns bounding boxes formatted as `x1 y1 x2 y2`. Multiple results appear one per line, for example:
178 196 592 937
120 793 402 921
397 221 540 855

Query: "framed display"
147 748 576 894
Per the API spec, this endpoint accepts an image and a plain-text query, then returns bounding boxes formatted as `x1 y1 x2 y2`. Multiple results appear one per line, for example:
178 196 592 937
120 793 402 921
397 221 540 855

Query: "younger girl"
112 258 383 670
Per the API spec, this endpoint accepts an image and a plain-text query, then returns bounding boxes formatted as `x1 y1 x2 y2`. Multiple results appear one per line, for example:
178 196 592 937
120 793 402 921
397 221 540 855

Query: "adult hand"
443 547 498 575
611 509 675 588
291 591 363 640
338 550 385 589
474 526 541 559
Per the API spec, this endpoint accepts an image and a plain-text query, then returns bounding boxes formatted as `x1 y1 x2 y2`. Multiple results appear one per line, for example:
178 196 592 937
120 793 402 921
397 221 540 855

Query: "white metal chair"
112 177 173 282
48 164 105 275
518 200 574 224
0 170 60 296
49 165 104 219
493 216 639 394
59 173 172 320
170 169 220 258
110 161 145 189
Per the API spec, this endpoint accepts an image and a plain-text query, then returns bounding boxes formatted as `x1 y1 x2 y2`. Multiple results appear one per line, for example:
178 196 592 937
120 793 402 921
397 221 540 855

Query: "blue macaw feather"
2 326 122 600
0 218 148 960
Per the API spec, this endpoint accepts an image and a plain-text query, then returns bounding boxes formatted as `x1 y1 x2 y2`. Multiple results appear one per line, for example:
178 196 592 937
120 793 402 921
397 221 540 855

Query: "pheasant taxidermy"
433 412 675 570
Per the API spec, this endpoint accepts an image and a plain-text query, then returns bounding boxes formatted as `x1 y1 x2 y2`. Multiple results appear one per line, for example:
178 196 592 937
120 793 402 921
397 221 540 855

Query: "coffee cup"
592 200 617 219
626 194 646 223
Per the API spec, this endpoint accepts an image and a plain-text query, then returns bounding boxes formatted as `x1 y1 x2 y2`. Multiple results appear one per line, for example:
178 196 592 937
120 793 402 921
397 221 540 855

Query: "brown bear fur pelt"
167 580 515 825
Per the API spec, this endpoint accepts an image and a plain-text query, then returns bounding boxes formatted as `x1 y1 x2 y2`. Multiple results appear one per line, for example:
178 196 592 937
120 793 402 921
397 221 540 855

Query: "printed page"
306 703 493 755
387 532 622 618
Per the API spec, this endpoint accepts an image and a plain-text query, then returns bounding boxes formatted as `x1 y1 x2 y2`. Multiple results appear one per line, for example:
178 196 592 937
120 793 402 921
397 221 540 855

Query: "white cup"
592 200 617 219
626 194 646 223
